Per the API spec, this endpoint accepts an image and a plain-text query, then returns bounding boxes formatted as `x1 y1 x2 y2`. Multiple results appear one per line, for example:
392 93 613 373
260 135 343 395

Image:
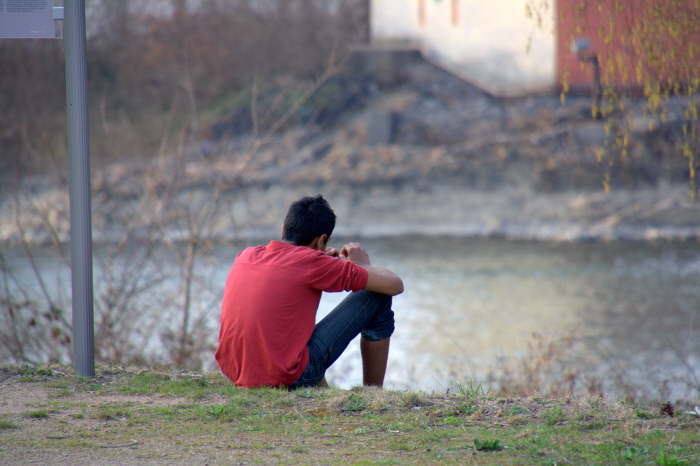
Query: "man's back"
215 240 368 387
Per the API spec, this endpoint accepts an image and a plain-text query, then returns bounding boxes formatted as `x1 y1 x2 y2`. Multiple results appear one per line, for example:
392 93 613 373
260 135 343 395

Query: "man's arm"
364 266 404 296
338 243 404 296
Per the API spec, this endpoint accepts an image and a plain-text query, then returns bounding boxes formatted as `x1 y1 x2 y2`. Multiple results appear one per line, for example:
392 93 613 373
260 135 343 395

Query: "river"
4 236 700 400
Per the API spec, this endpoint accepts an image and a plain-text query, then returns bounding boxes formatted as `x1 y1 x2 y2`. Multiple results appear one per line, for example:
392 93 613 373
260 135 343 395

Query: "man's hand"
324 247 339 258
339 242 371 267
339 242 404 296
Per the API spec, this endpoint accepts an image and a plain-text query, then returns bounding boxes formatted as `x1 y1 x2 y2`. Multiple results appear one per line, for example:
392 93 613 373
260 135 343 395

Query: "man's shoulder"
235 242 325 267
235 245 266 261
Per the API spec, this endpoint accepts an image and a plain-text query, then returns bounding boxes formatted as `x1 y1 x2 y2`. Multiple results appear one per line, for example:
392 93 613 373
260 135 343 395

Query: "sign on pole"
0 0 56 39
0 1 95 378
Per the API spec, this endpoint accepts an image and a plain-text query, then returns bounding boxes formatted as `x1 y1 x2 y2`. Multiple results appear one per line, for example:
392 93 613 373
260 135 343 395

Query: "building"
370 0 699 96
370 0 556 96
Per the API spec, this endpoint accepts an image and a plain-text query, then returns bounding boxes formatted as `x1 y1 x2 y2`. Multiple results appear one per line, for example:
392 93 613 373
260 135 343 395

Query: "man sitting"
215 195 404 389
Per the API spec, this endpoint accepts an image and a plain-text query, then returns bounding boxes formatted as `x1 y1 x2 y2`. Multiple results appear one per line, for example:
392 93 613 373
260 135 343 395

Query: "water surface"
5 236 700 398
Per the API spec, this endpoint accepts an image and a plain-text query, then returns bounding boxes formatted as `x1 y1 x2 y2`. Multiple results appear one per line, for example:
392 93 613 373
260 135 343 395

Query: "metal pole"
64 0 95 378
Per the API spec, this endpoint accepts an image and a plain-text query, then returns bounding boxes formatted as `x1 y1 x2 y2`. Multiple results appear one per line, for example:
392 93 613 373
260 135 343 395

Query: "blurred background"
1 0 699 401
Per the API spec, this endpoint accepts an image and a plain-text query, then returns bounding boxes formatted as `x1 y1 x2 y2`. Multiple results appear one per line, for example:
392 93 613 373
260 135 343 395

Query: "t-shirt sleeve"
307 254 369 292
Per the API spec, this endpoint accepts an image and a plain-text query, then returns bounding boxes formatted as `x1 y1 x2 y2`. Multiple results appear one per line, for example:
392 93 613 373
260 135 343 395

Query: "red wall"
556 0 699 91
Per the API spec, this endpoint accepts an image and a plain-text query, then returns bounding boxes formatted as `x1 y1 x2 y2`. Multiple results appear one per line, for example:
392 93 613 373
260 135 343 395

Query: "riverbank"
1 366 698 465
3 174 700 245
2 52 699 244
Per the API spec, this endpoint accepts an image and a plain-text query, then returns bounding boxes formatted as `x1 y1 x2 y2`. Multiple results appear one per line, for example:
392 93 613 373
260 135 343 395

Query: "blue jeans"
289 290 395 389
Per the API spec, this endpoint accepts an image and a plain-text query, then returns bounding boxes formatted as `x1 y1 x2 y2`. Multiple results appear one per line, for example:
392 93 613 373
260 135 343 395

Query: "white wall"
371 0 556 96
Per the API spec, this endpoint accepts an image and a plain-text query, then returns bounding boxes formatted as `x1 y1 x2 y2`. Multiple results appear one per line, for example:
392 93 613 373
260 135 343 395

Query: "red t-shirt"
215 240 369 388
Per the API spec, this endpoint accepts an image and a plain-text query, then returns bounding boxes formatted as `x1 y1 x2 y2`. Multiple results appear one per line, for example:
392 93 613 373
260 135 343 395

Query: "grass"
95 404 132 421
340 392 368 412
542 406 566 426
473 438 503 451
25 410 50 419
0 420 18 430
0 366 698 465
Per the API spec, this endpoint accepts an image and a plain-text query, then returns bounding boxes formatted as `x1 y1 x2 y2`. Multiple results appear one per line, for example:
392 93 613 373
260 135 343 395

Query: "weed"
0 419 19 430
507 415 528 425
95 405 131 421
117 373 234 399
49 390 73 399
385 420 405 432
272 397 295 408
199 403 250 422
456 380 490 400
543 406 566 426
508 403 527 415
573 409 605 430
18 366 53 377
621 446 650 461
46 381 71 389
353 461 401 465
456 401 477 415
656 451 689 466
340 393 367 412
474 438 503 451
295 388 319 399
388 440 417 451
420 430 452 443
25 410 49 419
442 416 460 425
154 407 178 417
636 409 655 419
17 376 43 383
59 440 96 448
401 391 428 408
74 380 102 393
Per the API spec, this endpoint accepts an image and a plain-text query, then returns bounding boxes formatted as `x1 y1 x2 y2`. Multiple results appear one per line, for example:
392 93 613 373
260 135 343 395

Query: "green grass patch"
543 406 566 426
17 366 53 377
474 438 503 451
388 439 418 451
294 388 320 399
95 405 131 421
456 380 491 401
198 404 247 422
48 389 73 399
456 400 477 415
508 403 527 415
46 380 71 389
340 392 368 412
442 415 460 425
116 372 240 399
25 410 50 419
0 419 19 430
17 376 44 383
400 391 428 408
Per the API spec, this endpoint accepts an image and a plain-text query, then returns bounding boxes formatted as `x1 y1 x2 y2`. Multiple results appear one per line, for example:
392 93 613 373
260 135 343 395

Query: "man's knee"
360 295 394 342
356 290 392 310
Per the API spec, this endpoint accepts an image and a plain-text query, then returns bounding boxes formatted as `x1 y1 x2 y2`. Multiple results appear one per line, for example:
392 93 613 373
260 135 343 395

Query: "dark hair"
282 195 336 246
